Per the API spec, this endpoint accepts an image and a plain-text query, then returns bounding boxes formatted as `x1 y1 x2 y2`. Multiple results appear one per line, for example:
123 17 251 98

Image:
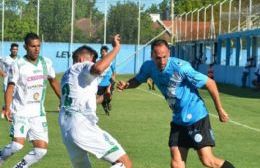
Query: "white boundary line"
137 88 260 133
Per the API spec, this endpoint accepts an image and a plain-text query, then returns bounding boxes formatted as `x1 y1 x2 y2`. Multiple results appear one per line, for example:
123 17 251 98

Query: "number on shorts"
62 84 72 107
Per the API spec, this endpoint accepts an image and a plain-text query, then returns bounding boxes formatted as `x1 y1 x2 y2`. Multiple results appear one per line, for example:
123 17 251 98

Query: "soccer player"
1 43 19 91
59 34 132 168
97 45 116 115
0 32 61 168
0 43 19 118
117 39 235 168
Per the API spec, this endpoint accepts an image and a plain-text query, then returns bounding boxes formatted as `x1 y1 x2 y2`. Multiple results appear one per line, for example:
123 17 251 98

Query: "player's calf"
14 148 47 168
0 141 24 161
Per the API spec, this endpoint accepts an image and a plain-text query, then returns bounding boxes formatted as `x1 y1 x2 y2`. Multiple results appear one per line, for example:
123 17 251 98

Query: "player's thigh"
100 130 126 163
69 117 126 163
28 116 49 144
97 86 107 95
170 146 189 162
189 116 215 150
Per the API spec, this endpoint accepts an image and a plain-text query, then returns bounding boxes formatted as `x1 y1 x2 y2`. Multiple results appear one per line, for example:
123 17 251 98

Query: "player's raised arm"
90 34 120 75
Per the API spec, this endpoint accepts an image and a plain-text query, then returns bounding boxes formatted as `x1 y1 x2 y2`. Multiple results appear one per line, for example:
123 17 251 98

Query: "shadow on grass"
216 83 260 99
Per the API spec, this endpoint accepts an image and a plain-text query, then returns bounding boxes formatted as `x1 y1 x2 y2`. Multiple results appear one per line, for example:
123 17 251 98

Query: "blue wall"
198 64 257 87
1 42 152 74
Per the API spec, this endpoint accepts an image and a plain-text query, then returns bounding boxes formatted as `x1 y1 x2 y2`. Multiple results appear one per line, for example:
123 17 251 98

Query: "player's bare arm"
48 78 61 99
4 83 15 122
0 69 6 77
91 34 120 75
205 77 229 122
117 77 141 91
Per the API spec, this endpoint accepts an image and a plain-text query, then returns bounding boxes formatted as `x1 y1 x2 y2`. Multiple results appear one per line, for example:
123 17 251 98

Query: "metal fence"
174 0 260 42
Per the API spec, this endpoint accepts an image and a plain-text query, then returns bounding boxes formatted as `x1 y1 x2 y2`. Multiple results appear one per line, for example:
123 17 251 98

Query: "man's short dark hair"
72 45 98 63
100 45 109 53
10 43 18 49
24 32 40 45
151 39 169 51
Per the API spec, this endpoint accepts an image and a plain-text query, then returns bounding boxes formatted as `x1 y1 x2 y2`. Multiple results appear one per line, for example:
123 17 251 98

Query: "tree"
38 0 103 42
146 4 160 14
107 1 159 44
159 0 171 20
1 0 33 41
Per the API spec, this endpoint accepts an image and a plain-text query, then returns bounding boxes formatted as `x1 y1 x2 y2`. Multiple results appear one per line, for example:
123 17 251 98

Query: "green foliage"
175 0 219 14
107 2 138 44
1 0 103 42
145 4 159 13
39 0 71 42
140 13 162 44
107 1 160 44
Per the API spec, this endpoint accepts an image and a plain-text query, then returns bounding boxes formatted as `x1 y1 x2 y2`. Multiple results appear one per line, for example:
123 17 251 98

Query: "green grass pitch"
0 74 259 167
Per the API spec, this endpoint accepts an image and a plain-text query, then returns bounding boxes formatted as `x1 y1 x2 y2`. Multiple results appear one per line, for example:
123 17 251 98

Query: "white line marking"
137 88 260 133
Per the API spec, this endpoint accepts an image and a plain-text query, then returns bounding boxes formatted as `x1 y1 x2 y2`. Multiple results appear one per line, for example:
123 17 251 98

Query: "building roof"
158 20 213 40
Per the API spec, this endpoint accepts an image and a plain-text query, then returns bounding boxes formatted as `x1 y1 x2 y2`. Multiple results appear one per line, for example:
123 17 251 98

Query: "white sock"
21 148 47 167
0 141 23 160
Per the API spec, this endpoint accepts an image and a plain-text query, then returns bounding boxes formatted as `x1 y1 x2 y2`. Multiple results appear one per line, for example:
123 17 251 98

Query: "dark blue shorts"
168 115 215 150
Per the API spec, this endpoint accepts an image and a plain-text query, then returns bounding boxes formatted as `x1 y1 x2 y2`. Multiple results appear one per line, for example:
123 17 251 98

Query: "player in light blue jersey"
97 46 116 115
117 39 235 168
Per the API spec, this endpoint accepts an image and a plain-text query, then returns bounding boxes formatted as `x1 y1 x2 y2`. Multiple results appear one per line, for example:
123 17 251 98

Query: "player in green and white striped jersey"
0 32 61 168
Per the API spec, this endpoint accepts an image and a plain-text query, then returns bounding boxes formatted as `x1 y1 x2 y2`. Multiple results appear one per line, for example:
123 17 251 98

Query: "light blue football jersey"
99 61 116 87
135 57 208 126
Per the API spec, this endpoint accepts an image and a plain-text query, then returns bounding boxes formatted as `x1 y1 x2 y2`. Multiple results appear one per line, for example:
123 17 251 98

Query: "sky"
95 0 164 13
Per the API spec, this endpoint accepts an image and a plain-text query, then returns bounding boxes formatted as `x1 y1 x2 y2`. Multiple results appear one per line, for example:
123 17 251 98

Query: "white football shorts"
59 111 126 167
10 114 49 143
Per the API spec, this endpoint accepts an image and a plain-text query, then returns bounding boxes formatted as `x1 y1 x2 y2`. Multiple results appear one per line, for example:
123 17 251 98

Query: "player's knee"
11 141 24 153
199 155 215 167
34 148 47 160
9 141 23 155
115 154 132 168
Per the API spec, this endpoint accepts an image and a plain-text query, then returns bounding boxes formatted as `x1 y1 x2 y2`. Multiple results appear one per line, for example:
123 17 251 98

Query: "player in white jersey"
0 32 61 168
1 43 19 91
59 34 132 168
0 43 19 118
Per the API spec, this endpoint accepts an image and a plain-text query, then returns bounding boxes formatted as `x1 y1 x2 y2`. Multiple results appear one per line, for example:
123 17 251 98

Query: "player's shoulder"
16 56 26 65
142 60 154 68
169 57 191 70
40 56 53 64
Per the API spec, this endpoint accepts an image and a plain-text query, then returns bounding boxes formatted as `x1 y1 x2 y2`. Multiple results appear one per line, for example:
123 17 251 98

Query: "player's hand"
117 81 128 91
4 107 12 122
0 71 6 77
217 108 229 123
112 34 121 48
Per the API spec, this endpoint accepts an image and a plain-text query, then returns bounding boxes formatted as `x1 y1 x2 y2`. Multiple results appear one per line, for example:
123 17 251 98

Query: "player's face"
101 49 107 58
25 39 41 61
10 46 18 57
152 44 170 71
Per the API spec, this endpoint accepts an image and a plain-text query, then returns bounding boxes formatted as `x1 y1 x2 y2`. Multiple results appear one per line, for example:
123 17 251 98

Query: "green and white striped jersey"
8 56 55 117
